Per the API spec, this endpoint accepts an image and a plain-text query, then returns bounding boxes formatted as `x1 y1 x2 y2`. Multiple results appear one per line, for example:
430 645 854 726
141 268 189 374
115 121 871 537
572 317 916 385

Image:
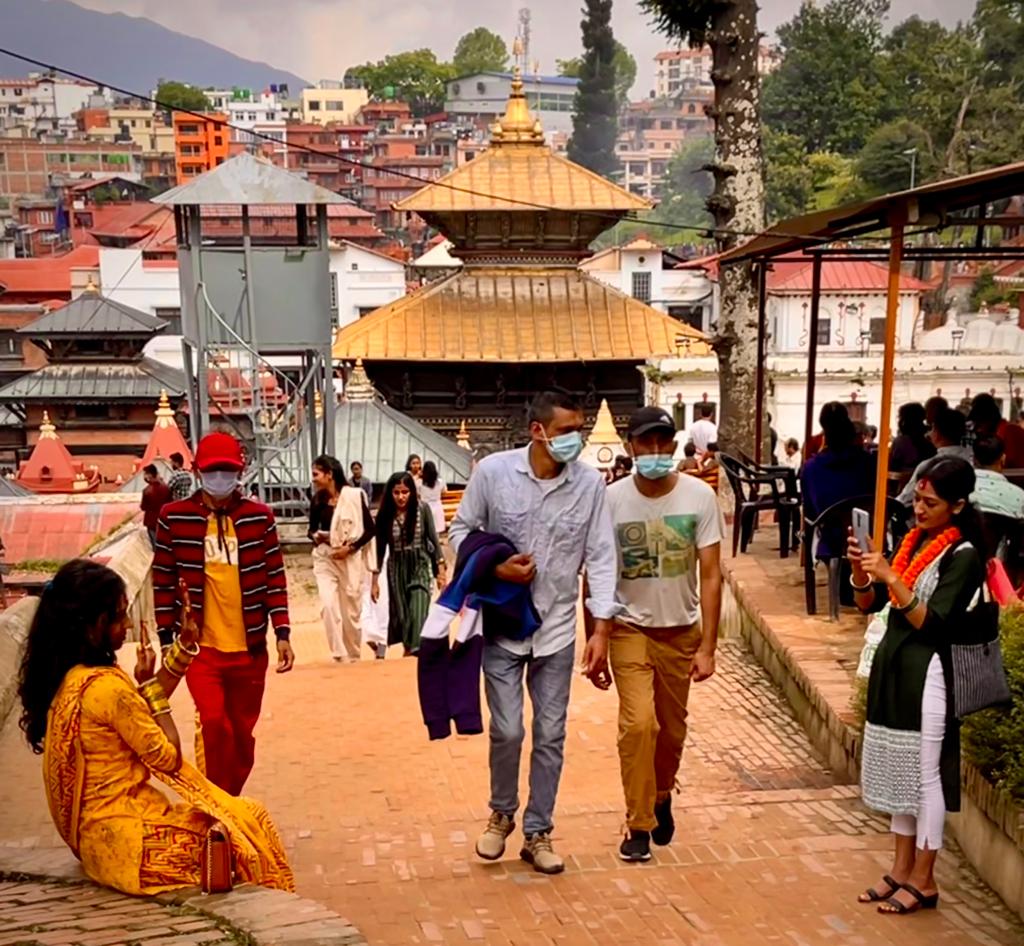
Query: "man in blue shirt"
449 390 618 874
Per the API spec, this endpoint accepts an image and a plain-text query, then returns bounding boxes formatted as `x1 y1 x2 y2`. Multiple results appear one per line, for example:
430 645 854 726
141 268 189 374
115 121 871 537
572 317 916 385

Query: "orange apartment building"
173 112 229 185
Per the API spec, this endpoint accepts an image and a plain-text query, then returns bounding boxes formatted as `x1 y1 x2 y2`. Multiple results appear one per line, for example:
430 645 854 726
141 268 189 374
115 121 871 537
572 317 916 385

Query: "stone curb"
0 849 366 946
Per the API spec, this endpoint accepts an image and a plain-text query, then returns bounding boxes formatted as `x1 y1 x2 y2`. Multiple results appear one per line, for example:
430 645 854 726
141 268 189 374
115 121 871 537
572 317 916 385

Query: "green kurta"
861 539 984 816
384 505 440 652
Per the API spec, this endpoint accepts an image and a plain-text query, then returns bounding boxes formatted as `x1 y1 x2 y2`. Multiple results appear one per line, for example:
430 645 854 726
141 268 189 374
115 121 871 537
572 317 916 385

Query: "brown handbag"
202 821 234 894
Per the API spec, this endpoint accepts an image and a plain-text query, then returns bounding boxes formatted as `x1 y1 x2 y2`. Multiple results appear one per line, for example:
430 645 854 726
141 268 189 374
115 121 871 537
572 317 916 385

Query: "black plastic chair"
719 454 801 559
981 512 1024 586
804 495 907 619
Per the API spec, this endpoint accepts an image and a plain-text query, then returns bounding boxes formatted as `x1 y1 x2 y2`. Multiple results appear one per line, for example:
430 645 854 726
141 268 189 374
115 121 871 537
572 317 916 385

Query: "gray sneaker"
520 832 565 874
475 812 515 860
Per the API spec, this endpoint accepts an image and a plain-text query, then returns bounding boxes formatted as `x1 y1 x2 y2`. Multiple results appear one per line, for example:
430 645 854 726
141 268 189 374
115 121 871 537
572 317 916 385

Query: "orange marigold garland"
888 525 962 604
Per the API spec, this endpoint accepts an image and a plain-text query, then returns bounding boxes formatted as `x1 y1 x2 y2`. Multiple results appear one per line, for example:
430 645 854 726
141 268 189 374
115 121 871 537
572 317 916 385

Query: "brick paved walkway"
1 562 1022 945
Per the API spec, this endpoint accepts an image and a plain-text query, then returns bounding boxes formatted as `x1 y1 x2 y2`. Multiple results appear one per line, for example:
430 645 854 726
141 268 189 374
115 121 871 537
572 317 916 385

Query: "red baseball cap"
194 432 244 472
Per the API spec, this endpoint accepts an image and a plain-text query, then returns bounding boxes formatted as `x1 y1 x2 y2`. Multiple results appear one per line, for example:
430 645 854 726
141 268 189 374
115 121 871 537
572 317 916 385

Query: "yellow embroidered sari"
43 665 294 896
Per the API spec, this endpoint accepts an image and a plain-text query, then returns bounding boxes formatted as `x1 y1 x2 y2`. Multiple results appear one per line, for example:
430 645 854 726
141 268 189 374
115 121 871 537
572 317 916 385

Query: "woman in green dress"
848 456 986 916
371 472 445 656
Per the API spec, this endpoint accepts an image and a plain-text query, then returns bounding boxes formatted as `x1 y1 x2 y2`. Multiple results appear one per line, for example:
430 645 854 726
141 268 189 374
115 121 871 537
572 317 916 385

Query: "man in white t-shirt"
604 406 723 863
688 404 718 455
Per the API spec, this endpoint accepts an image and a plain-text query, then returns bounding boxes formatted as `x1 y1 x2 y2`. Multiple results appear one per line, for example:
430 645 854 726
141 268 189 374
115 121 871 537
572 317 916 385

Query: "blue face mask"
636 454 677 480
544 431 584 464
201 470 240 499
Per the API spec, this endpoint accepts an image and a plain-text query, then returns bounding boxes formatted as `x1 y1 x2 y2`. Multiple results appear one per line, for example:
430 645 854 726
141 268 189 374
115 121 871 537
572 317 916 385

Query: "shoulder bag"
950 578 1012 718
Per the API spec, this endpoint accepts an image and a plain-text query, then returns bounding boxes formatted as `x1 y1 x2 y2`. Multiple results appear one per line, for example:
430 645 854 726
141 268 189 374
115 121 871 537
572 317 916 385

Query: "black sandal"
878 883 939 914
858 875 901 903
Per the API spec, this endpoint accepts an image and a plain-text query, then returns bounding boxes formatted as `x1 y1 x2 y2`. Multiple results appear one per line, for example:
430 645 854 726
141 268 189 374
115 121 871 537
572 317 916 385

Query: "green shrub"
962 605 1024 804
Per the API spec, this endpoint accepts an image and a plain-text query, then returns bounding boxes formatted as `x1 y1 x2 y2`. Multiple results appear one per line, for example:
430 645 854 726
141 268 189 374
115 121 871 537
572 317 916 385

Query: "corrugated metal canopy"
18 294 166 336
154 152 351 207
335 398 472 487
0 359 186 402
720 160 1024 264
333 267 711 362
0 477 32 498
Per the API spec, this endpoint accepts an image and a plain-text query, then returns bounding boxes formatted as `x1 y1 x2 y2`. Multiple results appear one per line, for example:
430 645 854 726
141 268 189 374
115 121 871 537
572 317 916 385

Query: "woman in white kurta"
309 455 376 662
419 460 447 536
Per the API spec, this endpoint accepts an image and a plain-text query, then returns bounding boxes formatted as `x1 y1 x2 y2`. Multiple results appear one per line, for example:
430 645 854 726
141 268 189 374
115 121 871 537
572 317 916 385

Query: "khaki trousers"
610 623 702 831
312 549 364 660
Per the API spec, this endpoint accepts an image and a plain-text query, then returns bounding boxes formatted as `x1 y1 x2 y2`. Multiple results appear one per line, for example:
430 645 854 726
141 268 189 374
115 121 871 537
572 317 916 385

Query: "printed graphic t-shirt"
201 515 247 652
606 474 723 628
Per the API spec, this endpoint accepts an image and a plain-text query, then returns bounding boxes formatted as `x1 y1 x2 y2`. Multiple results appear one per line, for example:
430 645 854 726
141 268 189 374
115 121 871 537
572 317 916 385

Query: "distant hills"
0 0 308 95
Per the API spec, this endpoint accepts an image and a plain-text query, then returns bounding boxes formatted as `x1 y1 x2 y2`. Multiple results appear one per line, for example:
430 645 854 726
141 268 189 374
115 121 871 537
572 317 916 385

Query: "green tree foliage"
558 41 637 104
156 81 210 115
855 120 935 195
963 605 1024 803
347 50 455 117
763 128 813 223
452 28 509 75
567 0 620 177
762 0 890 154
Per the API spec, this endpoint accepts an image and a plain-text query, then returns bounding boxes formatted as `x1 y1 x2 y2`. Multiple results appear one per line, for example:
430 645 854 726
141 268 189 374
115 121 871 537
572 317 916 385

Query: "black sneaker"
651 797 675 846
619 830 652 862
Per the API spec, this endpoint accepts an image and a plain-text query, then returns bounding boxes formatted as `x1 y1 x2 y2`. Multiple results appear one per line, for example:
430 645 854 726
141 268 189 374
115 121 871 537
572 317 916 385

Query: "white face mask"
201 471 240 499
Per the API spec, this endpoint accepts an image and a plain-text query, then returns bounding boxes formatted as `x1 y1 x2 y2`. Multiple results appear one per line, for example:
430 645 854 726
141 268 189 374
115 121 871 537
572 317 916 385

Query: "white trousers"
312 550 363 660
891 654 947 850
361 549 390 647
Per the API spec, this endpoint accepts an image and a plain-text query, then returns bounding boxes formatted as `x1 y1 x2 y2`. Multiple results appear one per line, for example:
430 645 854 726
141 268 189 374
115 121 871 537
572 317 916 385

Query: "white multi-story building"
445 72 579 140
328 242 407 328
653 45 778 99
203 88 297 145
653 255 1024 452
0 74 106 138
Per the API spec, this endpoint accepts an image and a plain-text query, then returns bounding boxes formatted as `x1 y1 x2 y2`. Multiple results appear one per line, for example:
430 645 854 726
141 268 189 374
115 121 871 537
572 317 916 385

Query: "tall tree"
346 50 455 117
640 0 766 458
453 28 510 75
558 41 638 105
855 120 935 195
156 81 210 115
567 0 620 177
761 0 889 155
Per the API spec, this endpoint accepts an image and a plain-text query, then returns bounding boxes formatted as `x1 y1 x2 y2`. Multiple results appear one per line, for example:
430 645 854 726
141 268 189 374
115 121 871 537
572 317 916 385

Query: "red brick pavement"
1 569 1022 946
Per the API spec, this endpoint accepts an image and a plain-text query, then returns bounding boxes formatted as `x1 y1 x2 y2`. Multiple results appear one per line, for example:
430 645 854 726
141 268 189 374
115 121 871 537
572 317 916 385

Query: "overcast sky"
73 0 972 93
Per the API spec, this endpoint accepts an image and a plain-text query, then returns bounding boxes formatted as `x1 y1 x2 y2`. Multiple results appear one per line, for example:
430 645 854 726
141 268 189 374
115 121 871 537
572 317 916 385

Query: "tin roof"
333 267 711 363
154 152 351 207
18 292 166 336
335 397 472 488
0 359 186 402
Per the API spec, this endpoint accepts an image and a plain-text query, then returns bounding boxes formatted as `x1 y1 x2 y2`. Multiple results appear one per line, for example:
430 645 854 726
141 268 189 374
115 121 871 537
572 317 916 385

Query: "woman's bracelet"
849 575 873 592
895 594 920 614
162 636 200 678
138 677 171 716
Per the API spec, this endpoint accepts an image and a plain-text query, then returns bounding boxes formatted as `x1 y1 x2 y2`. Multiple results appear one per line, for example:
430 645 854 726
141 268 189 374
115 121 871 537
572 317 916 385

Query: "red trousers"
186 647 268 795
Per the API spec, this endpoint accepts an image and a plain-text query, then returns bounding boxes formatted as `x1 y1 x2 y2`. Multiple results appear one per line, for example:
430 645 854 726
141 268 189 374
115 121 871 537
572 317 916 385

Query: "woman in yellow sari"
17 559 294 896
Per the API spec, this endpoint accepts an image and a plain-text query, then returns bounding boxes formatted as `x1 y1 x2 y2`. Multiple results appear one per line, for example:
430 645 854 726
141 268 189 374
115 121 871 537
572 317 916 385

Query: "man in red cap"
153 431 295 795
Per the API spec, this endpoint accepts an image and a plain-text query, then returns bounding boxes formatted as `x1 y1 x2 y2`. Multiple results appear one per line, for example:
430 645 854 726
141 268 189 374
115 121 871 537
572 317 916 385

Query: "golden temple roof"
332 268 711 363
394 69 651 215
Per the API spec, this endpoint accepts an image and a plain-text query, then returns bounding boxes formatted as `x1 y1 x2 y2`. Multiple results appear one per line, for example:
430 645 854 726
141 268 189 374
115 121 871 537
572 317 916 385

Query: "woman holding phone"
847 455 985 916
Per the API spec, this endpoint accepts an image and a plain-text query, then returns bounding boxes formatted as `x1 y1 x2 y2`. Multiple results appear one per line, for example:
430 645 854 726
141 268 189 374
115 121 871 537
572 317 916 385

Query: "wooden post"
873 218 906 544
754 262 768 465
802 255 823 456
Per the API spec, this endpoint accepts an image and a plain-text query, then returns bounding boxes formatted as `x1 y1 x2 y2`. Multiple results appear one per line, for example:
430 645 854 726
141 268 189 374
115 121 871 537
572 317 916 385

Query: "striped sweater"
153 492 291 651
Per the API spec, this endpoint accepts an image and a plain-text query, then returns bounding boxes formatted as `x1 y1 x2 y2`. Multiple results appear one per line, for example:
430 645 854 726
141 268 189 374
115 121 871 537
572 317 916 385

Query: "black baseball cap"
627 406 677 438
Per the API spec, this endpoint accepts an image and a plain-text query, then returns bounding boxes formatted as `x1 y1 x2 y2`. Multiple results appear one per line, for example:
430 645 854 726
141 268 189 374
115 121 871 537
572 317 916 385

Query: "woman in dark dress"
848 456 986 916
371 472 444 656
889 403 935 475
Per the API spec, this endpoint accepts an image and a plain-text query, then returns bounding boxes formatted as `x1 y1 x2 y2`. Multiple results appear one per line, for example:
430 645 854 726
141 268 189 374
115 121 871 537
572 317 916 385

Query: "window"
326 101 344 111
308 100 321 110
213 136 223 146
350 262 359 271
668 305 703 332
816 318 832 346
74 404 111 420
178 123 199 135
631 271 652 303
357 306 377 318
154 307 182 333
37 210 53 225
869 317 886 344
660 120 673 130
0 332 19 358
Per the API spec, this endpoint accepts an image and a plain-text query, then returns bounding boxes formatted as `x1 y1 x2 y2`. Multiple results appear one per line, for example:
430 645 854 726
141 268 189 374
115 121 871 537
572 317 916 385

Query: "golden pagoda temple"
334 69 710 450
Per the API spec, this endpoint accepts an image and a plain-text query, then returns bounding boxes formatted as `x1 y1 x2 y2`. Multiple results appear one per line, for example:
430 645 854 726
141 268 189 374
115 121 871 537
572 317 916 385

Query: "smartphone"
851 507 871 554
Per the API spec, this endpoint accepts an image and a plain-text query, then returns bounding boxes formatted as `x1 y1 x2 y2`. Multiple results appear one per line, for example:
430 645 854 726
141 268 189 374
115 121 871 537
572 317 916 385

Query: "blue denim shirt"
449 446 618 657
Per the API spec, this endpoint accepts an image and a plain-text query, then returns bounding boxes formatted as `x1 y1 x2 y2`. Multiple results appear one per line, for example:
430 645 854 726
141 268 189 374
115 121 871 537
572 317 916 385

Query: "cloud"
71 0 973 95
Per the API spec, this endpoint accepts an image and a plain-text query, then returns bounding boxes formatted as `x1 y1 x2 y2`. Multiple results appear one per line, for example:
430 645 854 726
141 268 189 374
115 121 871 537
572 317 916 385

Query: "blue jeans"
483 639 575 837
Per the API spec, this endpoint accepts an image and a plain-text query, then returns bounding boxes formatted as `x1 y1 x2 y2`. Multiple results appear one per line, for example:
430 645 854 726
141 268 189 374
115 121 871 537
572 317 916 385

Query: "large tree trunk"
706 0 765 458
